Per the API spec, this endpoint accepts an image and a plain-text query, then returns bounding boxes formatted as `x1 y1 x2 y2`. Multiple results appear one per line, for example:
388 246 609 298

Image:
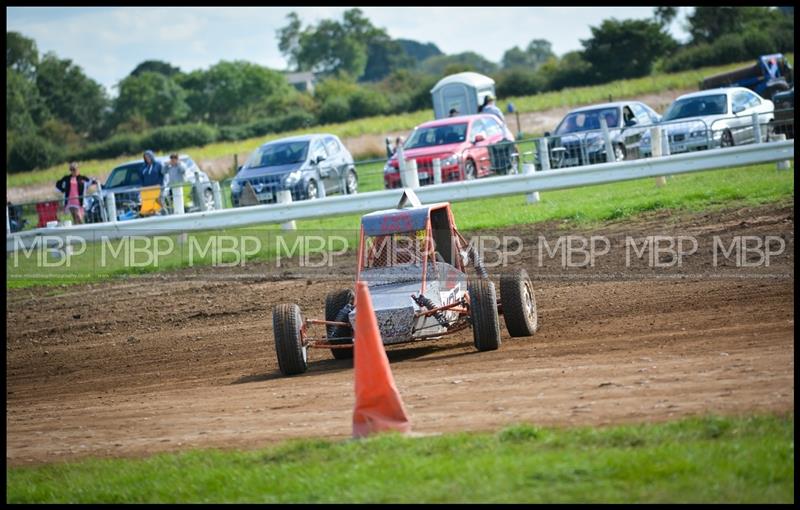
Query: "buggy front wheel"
468 279 501 351
273 303 308 375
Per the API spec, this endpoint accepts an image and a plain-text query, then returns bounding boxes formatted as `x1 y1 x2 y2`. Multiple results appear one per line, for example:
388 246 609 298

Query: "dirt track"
6 203 794 467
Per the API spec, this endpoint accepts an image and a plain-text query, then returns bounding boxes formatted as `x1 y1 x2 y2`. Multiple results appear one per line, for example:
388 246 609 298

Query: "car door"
468 118 491 176
309 138 335 192
323 135 346 193
730 91 754 144
627 103 655 157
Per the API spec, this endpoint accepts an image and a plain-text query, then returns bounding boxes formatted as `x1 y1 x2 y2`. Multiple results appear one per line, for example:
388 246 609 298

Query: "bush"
496 68 547 98
8 135 65 172
140 123 218 152
349 88 390 118
70 132 143 161
319 96 351 124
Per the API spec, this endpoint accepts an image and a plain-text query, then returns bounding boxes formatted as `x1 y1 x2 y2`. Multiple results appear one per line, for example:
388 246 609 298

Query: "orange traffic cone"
352 281 412 438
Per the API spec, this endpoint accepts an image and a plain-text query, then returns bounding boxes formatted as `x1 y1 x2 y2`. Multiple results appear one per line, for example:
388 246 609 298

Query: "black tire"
344 169 358 195
464 159 477 180
468 279 501 351
614 144 626 162
500 268 538 337
306 179 319 200
325 288 354 360
202 188 215 211
272 303 308 376
720 129 734 148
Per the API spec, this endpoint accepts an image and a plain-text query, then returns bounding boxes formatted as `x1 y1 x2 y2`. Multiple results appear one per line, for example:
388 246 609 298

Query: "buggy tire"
500 268 538 337
325 288 354 360
273 303 308 376
468 279 501 351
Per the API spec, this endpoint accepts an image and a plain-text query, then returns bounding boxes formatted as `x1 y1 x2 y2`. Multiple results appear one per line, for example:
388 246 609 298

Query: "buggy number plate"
256 191 273 201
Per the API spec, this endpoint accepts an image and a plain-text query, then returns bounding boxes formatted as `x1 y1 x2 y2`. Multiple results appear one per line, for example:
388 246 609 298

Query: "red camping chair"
36 201 61 228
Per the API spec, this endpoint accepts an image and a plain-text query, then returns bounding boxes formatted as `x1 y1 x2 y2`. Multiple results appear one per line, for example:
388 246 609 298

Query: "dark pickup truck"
700 53 792 101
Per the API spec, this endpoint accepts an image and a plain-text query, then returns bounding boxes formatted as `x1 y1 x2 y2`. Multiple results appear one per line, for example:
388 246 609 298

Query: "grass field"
6 161 794 289
7 55 792 191
6 413 793 503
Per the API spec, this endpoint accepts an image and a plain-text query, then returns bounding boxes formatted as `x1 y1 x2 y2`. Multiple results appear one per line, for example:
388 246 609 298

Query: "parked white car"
645 87 774 155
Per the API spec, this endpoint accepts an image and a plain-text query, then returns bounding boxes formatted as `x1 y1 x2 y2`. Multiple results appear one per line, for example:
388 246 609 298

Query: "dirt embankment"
5 202 793 467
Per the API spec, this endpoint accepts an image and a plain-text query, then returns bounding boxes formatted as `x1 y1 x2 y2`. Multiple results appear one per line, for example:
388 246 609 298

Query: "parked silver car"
542 101 661 168
646 87 775 155
231 133 357 207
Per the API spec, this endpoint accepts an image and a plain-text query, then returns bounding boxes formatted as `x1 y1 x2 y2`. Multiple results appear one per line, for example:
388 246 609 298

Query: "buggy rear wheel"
500 268 538 337
273 303 308 376
325 288 354 360
468 279 501 351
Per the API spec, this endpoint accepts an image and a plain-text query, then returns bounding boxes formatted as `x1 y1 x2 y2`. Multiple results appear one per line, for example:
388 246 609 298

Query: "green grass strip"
6 413 794 503
6 161 794 290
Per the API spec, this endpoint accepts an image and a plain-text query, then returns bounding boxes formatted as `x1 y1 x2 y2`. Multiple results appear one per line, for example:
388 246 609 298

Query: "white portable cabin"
431 72 496 119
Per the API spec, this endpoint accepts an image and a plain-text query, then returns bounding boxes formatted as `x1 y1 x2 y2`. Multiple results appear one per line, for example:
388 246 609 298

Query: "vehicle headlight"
586 137 604 151
689 130 706 138
284 169 302 185
441 154 459 167
230 180 241 193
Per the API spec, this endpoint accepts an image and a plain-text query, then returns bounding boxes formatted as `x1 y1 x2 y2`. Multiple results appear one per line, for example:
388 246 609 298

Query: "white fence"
6 139 794 252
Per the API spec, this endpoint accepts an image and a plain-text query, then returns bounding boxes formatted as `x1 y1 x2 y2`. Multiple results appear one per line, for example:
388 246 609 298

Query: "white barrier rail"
7 140 793 252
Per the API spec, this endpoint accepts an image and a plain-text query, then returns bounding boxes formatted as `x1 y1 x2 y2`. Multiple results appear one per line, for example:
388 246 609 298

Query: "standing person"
159 153 188 214
55 162 96 225
140 150 163 187
480 94 506 123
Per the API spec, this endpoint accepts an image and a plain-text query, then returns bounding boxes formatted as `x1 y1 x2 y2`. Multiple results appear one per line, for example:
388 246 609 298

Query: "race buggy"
272 191 538 376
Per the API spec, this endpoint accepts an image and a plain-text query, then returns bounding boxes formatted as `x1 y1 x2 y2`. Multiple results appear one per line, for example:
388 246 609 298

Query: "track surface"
6 203 794 466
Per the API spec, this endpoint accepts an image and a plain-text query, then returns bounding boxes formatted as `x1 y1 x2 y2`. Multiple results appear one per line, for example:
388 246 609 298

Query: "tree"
35 52 109 139
7 68 49 134
179 60 294 125
685 7 756 44
276 12 303 71
113 71 188 129
6 31 39 79
396 39 442 63
361 34 414 82
276 8 411 81
502 39 554 70
581 18 677 82
653 7 678 27
419 52 498 76
129 60 181 78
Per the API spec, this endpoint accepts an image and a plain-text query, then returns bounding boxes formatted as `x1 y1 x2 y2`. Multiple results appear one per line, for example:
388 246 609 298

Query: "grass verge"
6 161 794 290
6 413 794 503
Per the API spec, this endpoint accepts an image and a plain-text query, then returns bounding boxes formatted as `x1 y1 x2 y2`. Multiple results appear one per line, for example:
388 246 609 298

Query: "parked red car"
383 114 516 189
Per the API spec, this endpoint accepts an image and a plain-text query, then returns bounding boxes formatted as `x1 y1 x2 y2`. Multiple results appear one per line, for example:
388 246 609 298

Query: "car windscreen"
245 141 309 169
105 164 142 188
404 124 468 149
662 94 728 121
555 107 620 135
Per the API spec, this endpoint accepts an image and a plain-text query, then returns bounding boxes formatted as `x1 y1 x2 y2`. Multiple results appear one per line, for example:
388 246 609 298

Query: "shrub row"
662 30 794 73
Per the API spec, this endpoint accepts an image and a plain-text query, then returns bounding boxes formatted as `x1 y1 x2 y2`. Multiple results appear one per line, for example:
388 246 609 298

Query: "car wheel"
345 169 358 195
720 130 734 148
500 268 538 337
325 288 354 360
464 159 477 180
468 279 501 352
614 144 626 162
306 179 319 200
272 303 308 376
202 188 215 211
